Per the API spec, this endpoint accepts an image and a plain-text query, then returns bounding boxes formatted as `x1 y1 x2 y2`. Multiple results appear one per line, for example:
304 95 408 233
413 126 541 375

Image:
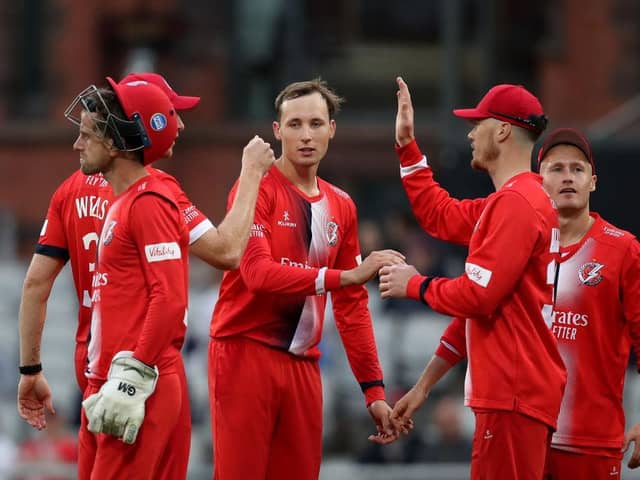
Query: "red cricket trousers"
77 367 188 479
471 410 552 480
209 337 323 480
544 447 622 479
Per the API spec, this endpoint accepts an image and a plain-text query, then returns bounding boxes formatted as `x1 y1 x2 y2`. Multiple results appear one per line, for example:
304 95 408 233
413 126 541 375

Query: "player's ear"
329 119 336 139
495 121 511 143
102 136 115 151
272 121 281 141
590 174 597 192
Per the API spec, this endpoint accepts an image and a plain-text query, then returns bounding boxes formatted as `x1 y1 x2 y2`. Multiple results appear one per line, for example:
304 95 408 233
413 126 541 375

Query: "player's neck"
558 208 594 247
488 144 532 190
276 157 320 196
105 159 149 196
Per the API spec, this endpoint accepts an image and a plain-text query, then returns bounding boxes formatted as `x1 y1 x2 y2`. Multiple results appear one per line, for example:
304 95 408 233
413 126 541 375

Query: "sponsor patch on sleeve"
250 223 266 238
465 262 492 288
144 242 182 263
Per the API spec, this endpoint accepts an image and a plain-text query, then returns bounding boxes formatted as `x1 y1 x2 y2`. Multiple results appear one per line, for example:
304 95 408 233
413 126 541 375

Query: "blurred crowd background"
0 0 639 478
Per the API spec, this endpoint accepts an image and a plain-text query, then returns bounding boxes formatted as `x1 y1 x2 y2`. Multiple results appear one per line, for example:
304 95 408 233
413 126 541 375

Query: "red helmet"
106 77 178 164
64 79 178 165
118 72 200 111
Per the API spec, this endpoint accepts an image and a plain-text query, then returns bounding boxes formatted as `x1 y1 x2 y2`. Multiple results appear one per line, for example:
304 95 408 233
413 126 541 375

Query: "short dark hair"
274 78 344 120
84 87 126 138
84 86 143 163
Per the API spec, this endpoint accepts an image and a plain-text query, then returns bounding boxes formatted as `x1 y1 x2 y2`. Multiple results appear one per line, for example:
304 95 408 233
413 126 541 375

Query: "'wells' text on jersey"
75 196 109 220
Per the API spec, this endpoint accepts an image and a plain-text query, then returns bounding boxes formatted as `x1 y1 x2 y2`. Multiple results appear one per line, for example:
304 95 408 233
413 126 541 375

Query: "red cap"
119 72 201 111
537 128 595 174
106 77 178 165
453 84 546 132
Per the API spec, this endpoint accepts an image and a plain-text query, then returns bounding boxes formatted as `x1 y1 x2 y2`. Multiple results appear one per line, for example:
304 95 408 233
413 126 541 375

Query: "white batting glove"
82 351 158 444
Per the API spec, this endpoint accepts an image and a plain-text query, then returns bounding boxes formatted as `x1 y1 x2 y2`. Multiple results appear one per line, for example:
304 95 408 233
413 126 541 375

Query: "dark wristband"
19 363 42 375
418 276 435 305
359 379 385 393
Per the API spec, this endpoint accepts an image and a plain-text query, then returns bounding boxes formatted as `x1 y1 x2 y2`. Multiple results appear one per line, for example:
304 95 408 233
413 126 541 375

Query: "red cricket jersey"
211 165 385 404
37 171 111 344
87 175 190 380
398 140 566 429
36 168 211 345
436 214 640 454
551 214 640 452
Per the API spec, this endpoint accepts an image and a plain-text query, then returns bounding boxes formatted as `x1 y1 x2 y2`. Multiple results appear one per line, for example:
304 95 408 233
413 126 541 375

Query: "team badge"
326 221 339 246
578 261 604 286
102 220 117 246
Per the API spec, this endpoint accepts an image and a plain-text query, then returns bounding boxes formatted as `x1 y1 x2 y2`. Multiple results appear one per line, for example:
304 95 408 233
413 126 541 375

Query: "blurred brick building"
0 0 638 255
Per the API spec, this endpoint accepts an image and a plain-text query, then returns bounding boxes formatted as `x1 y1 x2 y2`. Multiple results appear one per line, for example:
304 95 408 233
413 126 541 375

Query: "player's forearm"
413 355 454 397
333 289 385 405
397 140 482 245
341 330 385 405
18 255 63 365
406 274 498 319
213 167 264 269
242 255 342 295
134 293 187 367
435 317 467 364
18 282 49 365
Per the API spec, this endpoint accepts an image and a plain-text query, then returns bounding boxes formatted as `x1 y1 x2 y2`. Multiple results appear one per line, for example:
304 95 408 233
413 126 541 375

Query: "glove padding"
82 351 158 444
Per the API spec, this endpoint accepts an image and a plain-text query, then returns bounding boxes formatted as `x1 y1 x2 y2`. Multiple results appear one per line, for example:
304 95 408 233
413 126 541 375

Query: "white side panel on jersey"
290 198 329 355
464 318 473 404
290 296 323 355
551 239 593 443
552 344 576 443
87 307 102 378
556 239 594 304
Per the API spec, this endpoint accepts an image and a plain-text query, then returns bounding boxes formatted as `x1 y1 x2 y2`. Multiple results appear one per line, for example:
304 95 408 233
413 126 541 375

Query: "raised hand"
18 372 55 430
395 76 415 147
242 135 276 176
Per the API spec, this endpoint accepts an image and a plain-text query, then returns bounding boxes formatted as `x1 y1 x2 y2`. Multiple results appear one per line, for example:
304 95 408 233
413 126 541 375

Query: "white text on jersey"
75 196 109 220
281 257 312 269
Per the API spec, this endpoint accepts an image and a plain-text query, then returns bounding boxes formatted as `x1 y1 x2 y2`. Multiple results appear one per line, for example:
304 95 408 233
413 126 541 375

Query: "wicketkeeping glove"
82 351 158 444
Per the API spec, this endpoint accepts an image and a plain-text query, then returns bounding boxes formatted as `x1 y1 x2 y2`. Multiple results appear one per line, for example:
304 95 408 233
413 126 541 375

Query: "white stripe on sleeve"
441 340 462 357
189 219 214 245
399 155 429 178
315 266 328 295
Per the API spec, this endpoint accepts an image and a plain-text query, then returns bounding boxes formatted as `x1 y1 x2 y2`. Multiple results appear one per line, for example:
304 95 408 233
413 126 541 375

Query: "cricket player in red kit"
18 73 273 480
18 74 209 407
66 79 186 480
538 129 640 478
392 128 640 479
209 79 406 480
379 77 566 479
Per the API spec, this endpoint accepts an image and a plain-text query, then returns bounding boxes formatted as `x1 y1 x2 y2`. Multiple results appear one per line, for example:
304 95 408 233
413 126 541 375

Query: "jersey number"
81 232 100 307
